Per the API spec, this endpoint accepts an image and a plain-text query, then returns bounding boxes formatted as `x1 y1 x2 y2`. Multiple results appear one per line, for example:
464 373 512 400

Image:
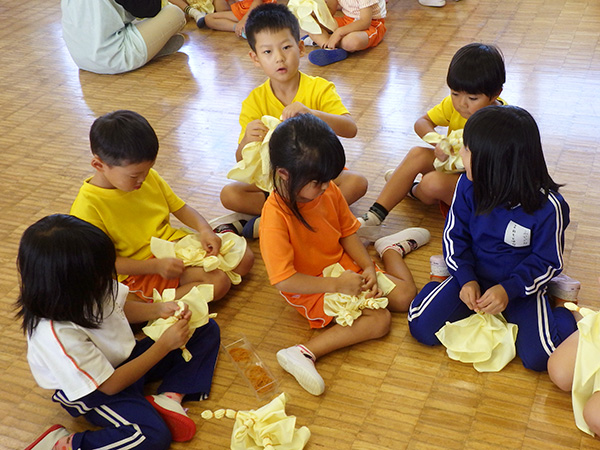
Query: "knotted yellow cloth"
201 393 311 449
322 263 395 326
150 232 247 285
434 312 518 372
423 129 464 174
227 115 280 193
142 286 216 362
565 302 600 436
287 0 338 34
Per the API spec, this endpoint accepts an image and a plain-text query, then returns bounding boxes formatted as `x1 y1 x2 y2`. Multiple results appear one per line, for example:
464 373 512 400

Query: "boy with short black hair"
358 43 507 231
219 3 367 238
71 110 254 302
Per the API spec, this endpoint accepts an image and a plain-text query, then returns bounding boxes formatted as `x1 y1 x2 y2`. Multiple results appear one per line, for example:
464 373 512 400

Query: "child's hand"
476 284 509 315
155 258 185 279
234 21 245 38
245 120 269 143
323 30 343 49
361 266 382 298
158 317 191 351
281 102 311 120
336 270 364 296
459 280 481 311
434 142 449 162
198 230 222 256
158 301 189 320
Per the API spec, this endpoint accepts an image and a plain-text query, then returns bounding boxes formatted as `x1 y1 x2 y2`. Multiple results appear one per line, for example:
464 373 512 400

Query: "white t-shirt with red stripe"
26 282 135 401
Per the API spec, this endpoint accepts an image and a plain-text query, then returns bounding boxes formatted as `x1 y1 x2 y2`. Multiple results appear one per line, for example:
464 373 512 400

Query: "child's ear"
298 40 306 57
249 50 261 67
490 88 503 104
276 168 290 180
91 155 107 172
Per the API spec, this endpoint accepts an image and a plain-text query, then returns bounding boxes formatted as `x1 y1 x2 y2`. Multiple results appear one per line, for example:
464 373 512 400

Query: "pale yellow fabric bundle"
322 263 395 326
227 115 280 193
434 312 518 372
142 286 216 362
162 0 215 14
287 0 338 34
201 393 311 449
423 129 465 174
150 232 247 285
565 302 600 436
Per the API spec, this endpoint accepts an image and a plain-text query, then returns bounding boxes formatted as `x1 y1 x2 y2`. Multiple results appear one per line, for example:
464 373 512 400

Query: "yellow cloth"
201 393 311 449
321 263 394 326
70 169 188 282
423 129 465 174
287 0 338 34
150 232 247 285
142 286 216 361
565 302 600 436
162 0 214 12
435 312 518 372
228 115 280 193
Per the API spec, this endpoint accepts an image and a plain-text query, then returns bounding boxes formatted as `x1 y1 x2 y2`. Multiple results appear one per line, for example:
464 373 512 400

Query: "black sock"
369 203 389 222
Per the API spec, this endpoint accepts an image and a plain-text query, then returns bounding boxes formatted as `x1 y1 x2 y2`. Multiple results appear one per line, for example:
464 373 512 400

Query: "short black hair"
245 3 301 53
16 214 117 336
269 114 345 230
447 43 505 98
90 110 159 166
464 105 560 215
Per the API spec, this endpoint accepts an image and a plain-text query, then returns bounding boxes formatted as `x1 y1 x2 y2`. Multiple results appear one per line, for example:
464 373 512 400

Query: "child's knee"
236 247 254 276
220 184 237 209
583 394 600 435
519 347 550 372
350 173 368 197
408 318 441 346
341 34 368 53
366 308 392 338
547 352 573 391
212 270 232 300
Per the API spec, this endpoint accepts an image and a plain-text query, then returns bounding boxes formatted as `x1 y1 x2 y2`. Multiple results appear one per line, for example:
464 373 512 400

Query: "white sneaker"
548 274 581 303
374 227 430 258
419 0 446 6
277 346 325 396
357 211 382 227
208 212 255 229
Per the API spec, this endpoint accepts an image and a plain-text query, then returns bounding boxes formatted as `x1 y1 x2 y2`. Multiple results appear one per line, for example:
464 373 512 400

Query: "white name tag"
504 220 531 247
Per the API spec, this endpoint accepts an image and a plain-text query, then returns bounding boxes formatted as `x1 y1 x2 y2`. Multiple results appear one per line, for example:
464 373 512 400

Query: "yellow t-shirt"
70 168 188 280
427 95 507 134
238 72 350 142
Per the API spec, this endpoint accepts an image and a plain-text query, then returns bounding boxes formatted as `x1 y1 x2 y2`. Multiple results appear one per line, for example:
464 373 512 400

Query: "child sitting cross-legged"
20 214 221 449
301 0 387 66
219 3 367 240
358 43 506 233
71 110 254 302
260 114 430 396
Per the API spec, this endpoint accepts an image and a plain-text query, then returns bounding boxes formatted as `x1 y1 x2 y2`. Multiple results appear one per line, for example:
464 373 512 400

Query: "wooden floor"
2 0 600 448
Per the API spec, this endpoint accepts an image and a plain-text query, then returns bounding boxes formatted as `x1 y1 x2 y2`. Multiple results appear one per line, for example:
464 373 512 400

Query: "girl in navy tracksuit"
408 105 577 372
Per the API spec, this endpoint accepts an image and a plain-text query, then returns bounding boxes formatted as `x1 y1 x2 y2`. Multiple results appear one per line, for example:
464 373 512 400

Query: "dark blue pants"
408 277 576 371
52 319 220 450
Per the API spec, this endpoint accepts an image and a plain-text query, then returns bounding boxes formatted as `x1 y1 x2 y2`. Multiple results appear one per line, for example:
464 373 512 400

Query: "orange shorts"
122 272 180 302
231 0 277 21
335 15 386 49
